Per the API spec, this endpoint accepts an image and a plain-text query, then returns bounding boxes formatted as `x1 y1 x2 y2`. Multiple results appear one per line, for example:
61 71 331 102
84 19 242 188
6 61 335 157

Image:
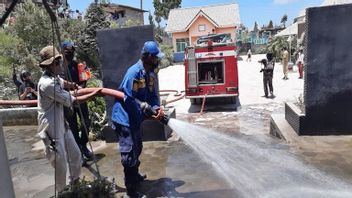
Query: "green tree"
5 0 87 78
159 43 174 68
148 11 154 27
0 0 87 95
154 15 161 27
253 21 259 32
60 18 87 43
266 36 289 61
8 0 52 52
267 20 274 29
78 3 110 74
0 32 20 77
281 14 288 28
153 0 181 23
5 0 53 77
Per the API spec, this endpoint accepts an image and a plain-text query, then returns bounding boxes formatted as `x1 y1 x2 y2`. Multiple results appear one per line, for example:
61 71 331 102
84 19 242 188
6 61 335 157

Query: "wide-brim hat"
39 46 62 66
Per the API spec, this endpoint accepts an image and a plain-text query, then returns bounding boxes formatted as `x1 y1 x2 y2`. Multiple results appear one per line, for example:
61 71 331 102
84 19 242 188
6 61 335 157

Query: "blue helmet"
141 41 164 58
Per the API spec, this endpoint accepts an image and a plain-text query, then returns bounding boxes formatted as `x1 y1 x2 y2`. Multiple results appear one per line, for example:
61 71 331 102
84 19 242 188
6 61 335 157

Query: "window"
176 38 189 52
111 10 126 20
198 24 206 32
198 61 224 84
120 10 125 18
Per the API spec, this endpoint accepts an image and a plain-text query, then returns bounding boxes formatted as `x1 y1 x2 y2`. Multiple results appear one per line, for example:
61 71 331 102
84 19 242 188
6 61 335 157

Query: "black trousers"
263 74 273 96
67 102 90 147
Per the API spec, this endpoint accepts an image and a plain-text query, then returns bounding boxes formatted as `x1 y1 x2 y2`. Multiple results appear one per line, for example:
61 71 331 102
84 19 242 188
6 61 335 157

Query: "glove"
152 106 165 121
140 102 157 118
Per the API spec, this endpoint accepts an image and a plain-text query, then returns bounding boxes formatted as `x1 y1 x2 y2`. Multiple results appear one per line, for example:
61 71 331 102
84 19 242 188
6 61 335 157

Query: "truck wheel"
190 98 196 105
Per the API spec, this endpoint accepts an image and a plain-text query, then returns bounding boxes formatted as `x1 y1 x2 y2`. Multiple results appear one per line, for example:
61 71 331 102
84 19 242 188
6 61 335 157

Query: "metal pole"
0 119 15 198
140 0 143 10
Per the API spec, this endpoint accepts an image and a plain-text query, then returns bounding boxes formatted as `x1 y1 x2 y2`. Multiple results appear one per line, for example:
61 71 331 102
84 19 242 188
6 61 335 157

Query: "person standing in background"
61 41 93 163
296 49 305 79
260 53 275 98
246 49 252 62
282 47 289 80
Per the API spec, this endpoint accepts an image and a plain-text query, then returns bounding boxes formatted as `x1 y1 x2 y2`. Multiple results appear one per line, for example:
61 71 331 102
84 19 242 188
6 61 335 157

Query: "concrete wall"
304 4 352 134
96 25 154 121
97 25 173 142
0 107 38 126
112 9 144 27
0 120 15 198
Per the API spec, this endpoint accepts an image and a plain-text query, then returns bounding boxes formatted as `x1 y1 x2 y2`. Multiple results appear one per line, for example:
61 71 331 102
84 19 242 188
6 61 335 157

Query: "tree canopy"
78 3 110 73
267 20 274 29
281 14 288 28
253 21 259 32
266 37 289 61
153 0 181 26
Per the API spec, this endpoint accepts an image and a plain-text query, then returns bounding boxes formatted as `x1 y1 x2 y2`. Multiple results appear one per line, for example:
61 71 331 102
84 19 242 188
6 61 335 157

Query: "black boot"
81 145 93 160
135 173 147 183
125 183 145 198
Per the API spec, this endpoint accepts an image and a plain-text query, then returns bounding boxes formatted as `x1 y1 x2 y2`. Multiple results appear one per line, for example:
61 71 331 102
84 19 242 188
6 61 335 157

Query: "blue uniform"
111 60 159 185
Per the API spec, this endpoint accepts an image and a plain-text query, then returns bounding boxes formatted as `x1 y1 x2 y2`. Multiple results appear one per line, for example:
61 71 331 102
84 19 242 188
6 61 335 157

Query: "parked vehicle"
184 34 239 104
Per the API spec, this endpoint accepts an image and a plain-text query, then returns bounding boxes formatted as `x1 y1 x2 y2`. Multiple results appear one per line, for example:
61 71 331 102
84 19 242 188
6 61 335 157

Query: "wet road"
171 102 352 198
5 55 352 197
5 103 352 197
4 124 236 197
5 100 352 197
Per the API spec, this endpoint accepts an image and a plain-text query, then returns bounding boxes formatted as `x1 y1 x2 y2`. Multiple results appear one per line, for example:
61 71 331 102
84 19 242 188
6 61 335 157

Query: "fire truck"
184 33 239 104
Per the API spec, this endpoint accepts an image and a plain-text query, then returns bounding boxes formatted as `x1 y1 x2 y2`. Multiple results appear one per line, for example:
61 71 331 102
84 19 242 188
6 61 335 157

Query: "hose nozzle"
160 114 170 125
138 100 170 125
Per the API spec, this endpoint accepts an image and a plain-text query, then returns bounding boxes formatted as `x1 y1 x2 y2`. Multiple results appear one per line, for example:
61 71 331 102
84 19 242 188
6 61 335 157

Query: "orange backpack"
78 62 92 82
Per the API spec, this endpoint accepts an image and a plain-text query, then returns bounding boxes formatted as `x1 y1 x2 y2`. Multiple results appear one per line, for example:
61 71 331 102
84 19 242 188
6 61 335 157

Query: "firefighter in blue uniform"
111 41 165 197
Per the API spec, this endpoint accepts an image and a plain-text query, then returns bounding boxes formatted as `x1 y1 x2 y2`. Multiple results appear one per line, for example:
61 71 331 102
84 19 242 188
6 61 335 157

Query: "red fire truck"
184 33 239 104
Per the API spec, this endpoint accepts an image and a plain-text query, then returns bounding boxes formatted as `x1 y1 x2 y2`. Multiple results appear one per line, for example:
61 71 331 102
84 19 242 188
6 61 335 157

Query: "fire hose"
0 88 185 106
0 87 171 124
159 90 185 105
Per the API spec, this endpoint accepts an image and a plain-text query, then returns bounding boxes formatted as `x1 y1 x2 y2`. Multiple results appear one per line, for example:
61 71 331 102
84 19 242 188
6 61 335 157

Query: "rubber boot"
135 172 147 183
125 183 145 198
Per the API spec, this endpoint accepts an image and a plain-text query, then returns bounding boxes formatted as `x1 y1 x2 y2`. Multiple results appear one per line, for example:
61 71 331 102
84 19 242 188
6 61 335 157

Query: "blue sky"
68 0 323 28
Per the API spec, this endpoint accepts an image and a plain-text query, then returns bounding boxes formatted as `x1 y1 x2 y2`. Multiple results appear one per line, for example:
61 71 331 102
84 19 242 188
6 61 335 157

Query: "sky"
68 0 324 28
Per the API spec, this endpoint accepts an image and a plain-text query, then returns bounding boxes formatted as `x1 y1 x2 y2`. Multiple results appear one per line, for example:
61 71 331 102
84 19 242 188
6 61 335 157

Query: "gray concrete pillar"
0 119 15 198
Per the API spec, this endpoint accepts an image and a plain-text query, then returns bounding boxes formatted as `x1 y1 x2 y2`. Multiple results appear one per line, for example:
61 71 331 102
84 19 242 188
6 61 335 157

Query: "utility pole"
140 0 143 10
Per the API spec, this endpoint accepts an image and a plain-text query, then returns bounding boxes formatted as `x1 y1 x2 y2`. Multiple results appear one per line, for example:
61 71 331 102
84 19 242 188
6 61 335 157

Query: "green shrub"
254 47 268 55
159 43 173 69
56 177 116 198
86 78 107 140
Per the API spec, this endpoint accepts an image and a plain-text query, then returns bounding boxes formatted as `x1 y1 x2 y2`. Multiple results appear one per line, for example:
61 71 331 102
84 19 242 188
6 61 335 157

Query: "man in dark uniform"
61 41 92 161
260 53 275 98
111 41 165 197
